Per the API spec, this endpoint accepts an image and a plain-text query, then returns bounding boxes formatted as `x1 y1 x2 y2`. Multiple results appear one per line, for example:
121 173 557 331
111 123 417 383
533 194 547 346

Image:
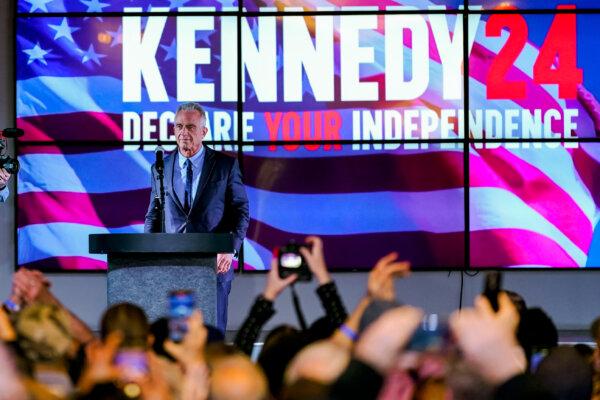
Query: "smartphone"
277 242 312 282
405 313 450 352
168 290 195 343
483 272 502 312
114 350 148 381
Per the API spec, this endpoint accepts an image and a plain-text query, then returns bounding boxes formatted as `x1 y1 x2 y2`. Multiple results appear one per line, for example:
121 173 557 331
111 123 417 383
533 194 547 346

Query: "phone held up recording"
168 289 195 343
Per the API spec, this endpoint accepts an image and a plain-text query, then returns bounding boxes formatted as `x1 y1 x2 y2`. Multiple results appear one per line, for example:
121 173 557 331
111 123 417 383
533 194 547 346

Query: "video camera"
0 128 23 174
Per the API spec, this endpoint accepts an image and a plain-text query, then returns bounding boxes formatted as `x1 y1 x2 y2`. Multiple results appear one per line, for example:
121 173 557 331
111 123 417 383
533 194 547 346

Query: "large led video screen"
15 2 600 271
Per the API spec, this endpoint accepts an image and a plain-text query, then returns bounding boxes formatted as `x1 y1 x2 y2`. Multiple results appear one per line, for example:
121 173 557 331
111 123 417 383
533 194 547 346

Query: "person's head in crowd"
445 359 494 400
590 316 600 347
534 345 593 400
14 303 77 397
516 306 558 366
284 339 350 386
258 325 307 398
14 303 74 364
100 303 149 349
149 318 174 361
210 354 268 400
205 342 242 365
573 343 594 363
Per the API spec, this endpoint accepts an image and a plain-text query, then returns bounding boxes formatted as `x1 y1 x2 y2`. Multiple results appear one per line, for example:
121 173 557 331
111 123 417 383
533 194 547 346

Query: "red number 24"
486 6 583 100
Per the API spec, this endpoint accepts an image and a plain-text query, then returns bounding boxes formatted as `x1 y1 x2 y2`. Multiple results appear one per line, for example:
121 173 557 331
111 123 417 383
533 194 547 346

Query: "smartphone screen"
168 290 195 343
114 350 148 381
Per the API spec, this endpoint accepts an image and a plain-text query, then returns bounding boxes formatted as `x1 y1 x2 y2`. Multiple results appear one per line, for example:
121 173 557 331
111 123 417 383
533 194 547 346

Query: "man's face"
175 110 207 155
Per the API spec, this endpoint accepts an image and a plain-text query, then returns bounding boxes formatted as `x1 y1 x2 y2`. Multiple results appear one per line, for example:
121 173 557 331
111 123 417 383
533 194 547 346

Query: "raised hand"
299 236 331 285
449 293 526 385
262 258 297 301
367 252 410 301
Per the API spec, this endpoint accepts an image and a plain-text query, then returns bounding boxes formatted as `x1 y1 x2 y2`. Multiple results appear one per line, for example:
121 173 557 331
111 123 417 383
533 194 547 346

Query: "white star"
48 18 80 43
107 25 122 48
169 0 190 8
80 44 106 66
160 38 177 62
25 0 53 12
80 0 109 13
23 43 52 65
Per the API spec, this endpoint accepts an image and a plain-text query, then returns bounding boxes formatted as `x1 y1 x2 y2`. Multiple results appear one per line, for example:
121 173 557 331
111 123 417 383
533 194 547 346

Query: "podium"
89 233 233 325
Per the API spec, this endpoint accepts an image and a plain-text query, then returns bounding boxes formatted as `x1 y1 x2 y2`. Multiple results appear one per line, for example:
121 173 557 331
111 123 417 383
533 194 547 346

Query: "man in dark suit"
144 102 249 332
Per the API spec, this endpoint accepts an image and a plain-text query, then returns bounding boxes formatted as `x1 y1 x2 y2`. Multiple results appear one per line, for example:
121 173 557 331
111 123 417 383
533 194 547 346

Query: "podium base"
107 255 217 325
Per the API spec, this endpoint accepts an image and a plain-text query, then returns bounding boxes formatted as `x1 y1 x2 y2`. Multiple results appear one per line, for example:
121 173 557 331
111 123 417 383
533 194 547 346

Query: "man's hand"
216 253 234 274
449 293 526 385
77 332 123 393
262 259 297 301
367 252 410 301
0 168 11 190
165 310 208 367
354 306 423 374
299 236 331 285
11 268 53 306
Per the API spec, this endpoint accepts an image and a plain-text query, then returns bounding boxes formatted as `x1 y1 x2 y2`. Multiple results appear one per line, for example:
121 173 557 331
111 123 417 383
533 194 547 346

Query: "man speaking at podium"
144 102 249 332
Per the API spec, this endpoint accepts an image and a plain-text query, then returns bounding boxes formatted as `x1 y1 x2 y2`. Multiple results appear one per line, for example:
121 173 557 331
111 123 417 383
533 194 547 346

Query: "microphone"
155 146 164 174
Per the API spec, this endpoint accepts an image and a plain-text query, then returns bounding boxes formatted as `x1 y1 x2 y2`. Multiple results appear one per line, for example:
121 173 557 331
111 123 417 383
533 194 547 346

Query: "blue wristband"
340 324 358 342
3 299 20 313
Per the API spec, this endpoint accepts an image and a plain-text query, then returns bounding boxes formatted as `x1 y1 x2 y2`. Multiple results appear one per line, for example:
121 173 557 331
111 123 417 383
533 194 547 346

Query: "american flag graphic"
15 0 600 271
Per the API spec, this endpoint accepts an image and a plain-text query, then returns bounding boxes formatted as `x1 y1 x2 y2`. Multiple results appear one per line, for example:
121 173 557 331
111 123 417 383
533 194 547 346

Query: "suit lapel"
166 152 185 213
191 146 216 211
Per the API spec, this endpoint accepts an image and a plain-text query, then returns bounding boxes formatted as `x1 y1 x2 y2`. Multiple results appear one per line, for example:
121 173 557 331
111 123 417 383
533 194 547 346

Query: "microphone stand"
154 148 166 233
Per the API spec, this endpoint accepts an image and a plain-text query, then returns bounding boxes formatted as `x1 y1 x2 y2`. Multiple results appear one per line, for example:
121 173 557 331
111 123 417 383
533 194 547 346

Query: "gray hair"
176 102 206 120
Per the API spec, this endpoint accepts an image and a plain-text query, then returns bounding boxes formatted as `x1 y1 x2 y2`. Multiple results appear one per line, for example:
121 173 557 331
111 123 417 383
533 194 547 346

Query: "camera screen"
280 253 302 269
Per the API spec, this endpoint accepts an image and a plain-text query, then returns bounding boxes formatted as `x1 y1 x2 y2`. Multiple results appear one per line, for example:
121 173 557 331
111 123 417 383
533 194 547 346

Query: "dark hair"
306 317 337 344
516 307 558 366
77 382 130 400
258 325 307 398
100 303 149 349
149 318 174 361
535 346 593 400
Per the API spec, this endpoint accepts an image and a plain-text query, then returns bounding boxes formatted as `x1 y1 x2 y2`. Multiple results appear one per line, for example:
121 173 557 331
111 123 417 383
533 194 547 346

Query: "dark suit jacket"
144 147 250 282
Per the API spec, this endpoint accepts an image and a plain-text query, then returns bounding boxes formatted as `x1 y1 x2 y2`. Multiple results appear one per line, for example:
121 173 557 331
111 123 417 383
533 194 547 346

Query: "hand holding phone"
114 349 148 382
483 272 502 312
168 290 195 343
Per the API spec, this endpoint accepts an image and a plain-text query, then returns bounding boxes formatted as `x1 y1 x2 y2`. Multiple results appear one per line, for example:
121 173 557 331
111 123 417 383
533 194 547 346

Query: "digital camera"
277 241 312 282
